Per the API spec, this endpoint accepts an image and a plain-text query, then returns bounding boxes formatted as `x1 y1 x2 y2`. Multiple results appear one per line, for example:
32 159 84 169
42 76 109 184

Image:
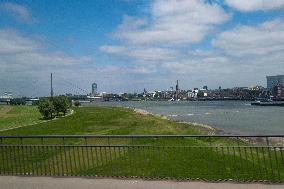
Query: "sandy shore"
133 108 219 134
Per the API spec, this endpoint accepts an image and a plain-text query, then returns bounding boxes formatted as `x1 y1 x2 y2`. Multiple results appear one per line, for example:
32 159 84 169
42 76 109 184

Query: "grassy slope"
0 106 283 181
0 106 205 136
0 105 41 131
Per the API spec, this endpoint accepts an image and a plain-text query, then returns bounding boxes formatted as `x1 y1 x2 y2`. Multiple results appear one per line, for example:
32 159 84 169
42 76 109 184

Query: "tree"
197 91 204 98
53 96 71 115
38 98 55 119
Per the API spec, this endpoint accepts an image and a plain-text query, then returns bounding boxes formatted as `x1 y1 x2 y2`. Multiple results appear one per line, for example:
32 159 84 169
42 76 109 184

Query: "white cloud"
225 0 284 12
212 19 284 57
0 29 92 67
0 29 40 54
0 2 35 23
99 45 179 62
113 0 229 45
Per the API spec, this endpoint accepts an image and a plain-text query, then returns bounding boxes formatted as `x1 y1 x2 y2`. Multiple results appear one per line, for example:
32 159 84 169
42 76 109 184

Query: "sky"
0 0 284 96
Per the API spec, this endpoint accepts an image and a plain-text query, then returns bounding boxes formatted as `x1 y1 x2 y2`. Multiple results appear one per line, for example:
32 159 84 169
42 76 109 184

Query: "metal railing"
0 135 284 182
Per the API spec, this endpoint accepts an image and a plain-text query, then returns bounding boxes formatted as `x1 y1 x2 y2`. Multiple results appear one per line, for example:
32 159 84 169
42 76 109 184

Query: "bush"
10 98 26 105
74 100 81 107
32 100 39 106
38 98 55 119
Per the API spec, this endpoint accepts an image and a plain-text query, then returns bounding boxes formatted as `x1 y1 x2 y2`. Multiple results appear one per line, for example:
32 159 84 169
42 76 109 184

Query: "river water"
87 101 284 135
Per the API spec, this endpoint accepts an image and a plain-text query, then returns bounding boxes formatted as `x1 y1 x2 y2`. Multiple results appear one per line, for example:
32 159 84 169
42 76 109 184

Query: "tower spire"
51 73 54 97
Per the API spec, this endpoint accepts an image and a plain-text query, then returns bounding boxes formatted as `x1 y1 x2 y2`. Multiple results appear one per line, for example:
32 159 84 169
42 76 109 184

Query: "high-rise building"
266 75 284 91
92 83 98 95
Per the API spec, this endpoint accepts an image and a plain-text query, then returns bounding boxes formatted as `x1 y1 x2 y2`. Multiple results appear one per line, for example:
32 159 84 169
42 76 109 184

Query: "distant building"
203 86 208 90
266 75 284 91
92 83 98 95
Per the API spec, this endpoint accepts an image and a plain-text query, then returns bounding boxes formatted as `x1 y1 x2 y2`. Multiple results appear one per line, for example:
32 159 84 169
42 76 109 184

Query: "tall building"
92 83 98 95
266 75 284 91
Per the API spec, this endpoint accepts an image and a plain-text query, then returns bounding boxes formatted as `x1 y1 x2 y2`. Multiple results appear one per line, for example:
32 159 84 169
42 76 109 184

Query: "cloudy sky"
0 0 284 96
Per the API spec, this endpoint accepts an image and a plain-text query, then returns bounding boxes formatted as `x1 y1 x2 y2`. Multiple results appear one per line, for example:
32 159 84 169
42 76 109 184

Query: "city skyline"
1 0 284 96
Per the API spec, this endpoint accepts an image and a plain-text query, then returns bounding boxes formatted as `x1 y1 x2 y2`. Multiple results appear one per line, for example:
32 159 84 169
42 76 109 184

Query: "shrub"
74 100 81 107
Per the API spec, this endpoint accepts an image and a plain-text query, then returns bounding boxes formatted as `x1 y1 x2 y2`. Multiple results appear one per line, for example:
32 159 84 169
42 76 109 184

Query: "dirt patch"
134 108 151 115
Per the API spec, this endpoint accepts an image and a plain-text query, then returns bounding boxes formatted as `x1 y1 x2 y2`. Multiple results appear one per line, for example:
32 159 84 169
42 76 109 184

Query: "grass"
0 106 206 136
0 106 283 182
0 105 41 131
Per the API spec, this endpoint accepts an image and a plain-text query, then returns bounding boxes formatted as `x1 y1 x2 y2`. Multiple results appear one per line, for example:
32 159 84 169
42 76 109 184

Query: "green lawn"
0 106 283 182
0 106 208 136
0 105 41 131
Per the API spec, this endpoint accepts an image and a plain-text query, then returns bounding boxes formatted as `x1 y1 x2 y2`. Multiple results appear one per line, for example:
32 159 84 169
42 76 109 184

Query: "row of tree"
38 96 71 119
10 98 27 105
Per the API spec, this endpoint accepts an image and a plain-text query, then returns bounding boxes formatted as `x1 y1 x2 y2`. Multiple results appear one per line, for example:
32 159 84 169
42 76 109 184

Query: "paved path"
0 176 283 189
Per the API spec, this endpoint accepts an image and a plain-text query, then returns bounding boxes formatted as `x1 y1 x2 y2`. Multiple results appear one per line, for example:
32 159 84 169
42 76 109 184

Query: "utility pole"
51 73 54 98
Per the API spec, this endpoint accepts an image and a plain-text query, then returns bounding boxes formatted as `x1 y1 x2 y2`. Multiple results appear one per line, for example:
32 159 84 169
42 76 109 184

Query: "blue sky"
0 0 284 96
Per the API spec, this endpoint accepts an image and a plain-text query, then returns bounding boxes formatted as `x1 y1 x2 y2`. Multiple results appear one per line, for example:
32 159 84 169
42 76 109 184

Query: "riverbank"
133 107 220 135
89 100 284 135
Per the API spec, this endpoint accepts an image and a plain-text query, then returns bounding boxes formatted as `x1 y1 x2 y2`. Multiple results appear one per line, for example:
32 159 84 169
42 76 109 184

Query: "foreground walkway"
0 176 283 189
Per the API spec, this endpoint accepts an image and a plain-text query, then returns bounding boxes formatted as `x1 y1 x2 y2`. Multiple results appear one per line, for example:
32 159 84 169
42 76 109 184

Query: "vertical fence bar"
85 146 90 176
266 137 274 180
256 147 262 179
51 146 56 176
68 146 73 176
273 147 281 182
109 146 113 177
232 146 238 181
123 146 127 177
56 146 60 176
72 146 77 176
104 146 108 177
95 146 100 177
29 146 34 176
244 147 250 179
37 146 43 175
2 146 6 175
261 146 269 181
76 146 81 176
221 146 226 179
5 146 10 175
99 146 104 177
249 147 255 180
64 146 69 176
12 146 18 175
9 146 14 175
60 146 64 176
46 146 51 176
17 146 21 175
113 146 118 177
90 146 94 176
